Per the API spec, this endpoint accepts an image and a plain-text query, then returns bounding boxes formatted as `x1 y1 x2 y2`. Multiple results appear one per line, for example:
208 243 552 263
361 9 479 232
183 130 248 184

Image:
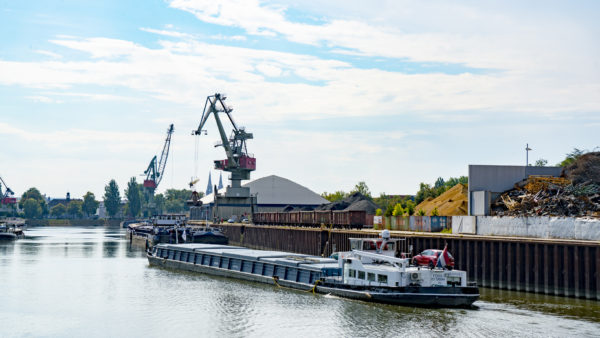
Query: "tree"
416 209 426 216
103 179 121 218
165 199 185 213
434 177 445 189
534 159 548 167
154 193 166 214
51 203 67 217
392 203 404 216
82 192 99 216
559 148 586 167
375 208 382 216
23 198 42 218
384 206 393 217
321 191 347 202
431 207 440 216
404 199 416 216
19 187 48 216
164 188 194 212
351 181 371 198
67 200 83 218
415 183 435 204
125 177 142 217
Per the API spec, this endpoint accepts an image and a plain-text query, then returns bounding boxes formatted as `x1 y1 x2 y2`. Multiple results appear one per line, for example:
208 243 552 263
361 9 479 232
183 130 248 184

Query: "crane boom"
156 124 174 186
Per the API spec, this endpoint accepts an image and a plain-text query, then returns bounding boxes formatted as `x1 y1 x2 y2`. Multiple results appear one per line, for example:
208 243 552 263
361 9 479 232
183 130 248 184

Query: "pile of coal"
316 192 380 214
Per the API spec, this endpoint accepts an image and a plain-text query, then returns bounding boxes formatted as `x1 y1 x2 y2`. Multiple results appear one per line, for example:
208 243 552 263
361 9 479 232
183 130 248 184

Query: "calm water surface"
1 226 599 337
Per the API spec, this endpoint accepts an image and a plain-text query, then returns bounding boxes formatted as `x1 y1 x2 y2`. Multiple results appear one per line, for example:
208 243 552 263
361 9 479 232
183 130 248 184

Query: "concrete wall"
451 216 476 234
475 216 600 241
468 165 562 215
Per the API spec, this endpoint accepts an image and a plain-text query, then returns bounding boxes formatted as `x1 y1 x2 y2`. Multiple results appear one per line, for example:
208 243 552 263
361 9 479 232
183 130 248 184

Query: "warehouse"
191 175 329 221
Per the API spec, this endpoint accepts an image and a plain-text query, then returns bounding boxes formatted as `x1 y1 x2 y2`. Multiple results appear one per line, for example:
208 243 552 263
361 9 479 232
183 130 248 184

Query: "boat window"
348 269 356 278
377 274 388 284
358 271 365 279
363 241 377 250
367 272 376 282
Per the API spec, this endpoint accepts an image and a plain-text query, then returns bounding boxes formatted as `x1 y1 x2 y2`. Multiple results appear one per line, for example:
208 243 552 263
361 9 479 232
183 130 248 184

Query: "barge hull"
148 254 478 307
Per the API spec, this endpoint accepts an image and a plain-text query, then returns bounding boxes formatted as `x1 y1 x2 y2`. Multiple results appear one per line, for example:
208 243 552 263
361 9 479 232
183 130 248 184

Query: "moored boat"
0 223 24 240
128 214 228 248
147 231 478 307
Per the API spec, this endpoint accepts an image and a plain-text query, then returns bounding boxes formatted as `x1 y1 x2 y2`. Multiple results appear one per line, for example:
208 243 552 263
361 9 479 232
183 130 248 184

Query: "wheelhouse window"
367 272 376 282
377 274 388 283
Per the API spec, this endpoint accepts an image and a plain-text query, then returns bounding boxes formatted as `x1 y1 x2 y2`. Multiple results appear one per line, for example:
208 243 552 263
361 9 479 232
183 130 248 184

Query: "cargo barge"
147 231 479 307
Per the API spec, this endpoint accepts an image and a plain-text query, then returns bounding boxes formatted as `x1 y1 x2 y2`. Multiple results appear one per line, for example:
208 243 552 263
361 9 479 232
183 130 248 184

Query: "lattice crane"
193 93 255 195
143 124 174 214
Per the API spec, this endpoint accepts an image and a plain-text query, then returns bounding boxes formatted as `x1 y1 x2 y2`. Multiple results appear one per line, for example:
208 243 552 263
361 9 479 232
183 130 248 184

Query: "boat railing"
350 250 410 268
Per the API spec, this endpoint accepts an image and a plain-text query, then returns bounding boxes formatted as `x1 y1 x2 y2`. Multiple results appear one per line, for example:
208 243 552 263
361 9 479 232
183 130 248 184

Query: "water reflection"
102 240 119 258
480 287 600 322
0 241 16 256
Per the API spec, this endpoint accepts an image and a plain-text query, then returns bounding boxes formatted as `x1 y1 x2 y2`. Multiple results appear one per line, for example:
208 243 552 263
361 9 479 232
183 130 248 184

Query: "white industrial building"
192 175 328 221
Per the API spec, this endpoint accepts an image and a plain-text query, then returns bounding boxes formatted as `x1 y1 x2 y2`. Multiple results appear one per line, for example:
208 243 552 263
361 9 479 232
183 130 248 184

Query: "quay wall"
220 224 600 300
380 215 600 241
473 216 600 241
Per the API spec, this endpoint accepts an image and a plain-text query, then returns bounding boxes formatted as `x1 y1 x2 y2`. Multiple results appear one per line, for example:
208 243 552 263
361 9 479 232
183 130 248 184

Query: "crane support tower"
143 124 174 216
193 93 257 221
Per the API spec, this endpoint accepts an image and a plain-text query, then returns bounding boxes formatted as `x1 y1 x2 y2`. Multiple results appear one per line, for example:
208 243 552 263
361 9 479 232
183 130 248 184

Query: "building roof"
200 175 328 206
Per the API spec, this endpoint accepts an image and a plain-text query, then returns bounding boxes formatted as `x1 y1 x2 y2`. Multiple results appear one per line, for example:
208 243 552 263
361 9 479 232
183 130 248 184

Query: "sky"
1 0 599 200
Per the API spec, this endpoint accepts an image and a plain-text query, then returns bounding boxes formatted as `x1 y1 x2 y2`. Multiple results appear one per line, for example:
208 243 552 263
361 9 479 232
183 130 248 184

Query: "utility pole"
525 143 532 166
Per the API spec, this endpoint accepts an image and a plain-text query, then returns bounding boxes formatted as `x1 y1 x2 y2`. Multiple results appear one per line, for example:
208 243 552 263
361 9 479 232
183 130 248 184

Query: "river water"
1 226 599 337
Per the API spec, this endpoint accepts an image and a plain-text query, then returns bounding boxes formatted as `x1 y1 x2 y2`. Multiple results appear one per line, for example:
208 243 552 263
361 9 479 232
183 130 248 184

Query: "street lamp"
525 143 532 166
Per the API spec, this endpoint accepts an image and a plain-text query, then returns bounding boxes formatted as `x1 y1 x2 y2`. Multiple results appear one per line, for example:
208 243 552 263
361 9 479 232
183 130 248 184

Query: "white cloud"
168 0 600 83
140 27 195 39
35 50 62 59
1 35 598 124
24 95 62 103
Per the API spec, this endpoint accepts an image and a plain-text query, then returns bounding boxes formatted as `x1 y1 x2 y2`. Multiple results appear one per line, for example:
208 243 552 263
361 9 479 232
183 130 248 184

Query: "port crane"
143 124 174 215
0 175 16 205
193 93 256 221
193 93 256 196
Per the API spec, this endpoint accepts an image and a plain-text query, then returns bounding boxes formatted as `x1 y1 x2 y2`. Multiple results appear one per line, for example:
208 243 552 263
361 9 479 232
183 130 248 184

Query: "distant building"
48 192 82 209
97 201 107 218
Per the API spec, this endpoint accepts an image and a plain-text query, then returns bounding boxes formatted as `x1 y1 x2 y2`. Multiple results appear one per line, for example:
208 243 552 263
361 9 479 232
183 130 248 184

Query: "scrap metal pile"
492 152 600 217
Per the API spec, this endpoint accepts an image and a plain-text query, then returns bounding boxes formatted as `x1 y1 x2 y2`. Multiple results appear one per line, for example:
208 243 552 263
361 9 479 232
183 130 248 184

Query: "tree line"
14 177 201 219
101 177 201 218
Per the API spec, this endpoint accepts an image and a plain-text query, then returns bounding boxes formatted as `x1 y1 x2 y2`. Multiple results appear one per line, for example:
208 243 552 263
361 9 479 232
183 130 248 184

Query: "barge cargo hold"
147 234 479 307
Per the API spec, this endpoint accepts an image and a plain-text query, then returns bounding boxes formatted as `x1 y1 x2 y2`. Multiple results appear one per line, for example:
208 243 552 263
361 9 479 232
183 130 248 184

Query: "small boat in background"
0 219 25 240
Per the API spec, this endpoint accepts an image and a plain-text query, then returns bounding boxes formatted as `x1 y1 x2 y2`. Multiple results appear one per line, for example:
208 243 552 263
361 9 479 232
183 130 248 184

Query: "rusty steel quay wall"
220 224 600 300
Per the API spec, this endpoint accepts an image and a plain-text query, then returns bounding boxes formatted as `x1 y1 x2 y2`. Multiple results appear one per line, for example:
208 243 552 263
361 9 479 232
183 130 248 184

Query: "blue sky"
1 0 599 199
